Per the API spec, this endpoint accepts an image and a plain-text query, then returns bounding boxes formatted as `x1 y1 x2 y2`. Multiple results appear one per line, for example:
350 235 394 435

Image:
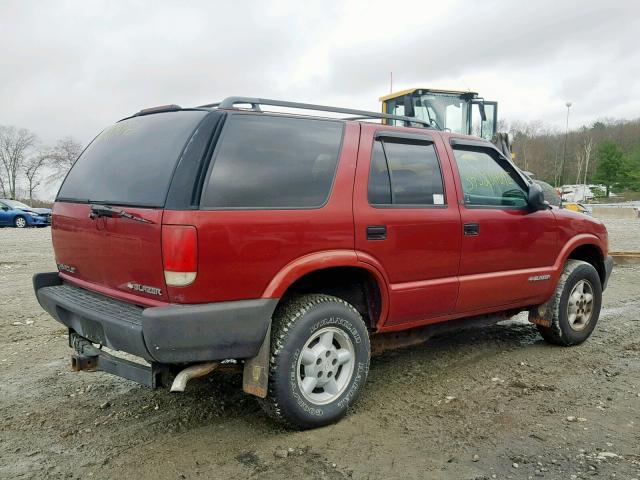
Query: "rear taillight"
162 225 197 287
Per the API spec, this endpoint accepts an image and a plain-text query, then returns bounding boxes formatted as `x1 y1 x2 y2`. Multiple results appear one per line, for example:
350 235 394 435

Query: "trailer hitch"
69 332 169 389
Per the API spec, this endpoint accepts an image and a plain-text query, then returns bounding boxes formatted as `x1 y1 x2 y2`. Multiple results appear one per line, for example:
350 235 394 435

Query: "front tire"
260 294 370 429
14 216 27 228
537 259 602 346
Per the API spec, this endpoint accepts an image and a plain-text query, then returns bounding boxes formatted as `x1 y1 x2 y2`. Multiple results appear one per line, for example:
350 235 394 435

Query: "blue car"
0 199 51 228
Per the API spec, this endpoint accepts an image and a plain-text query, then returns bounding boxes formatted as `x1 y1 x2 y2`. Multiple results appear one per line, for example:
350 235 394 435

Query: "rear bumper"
603 255 614 290
33 272 277 364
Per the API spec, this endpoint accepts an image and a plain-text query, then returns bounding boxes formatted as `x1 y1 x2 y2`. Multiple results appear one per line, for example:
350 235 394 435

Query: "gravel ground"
1 227 639 479
599 218 640 252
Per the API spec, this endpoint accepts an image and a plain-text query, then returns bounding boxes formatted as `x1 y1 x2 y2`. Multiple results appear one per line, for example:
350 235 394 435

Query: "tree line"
0 126 82 203
505 117 640 197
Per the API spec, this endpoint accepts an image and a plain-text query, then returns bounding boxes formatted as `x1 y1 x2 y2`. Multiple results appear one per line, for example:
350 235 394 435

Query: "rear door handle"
464 223 480 236
367 225 387 240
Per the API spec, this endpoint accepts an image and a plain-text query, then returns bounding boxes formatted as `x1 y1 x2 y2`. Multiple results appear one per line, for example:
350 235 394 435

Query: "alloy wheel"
296 326 355 405
567 279 594 332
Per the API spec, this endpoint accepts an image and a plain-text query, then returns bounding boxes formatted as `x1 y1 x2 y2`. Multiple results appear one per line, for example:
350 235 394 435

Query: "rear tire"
260 294 370 429
536 260 602 346
14 216 26 228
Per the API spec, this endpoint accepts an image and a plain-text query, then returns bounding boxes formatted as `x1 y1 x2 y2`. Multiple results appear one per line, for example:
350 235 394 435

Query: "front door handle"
367 225 387 240
464 223 480 236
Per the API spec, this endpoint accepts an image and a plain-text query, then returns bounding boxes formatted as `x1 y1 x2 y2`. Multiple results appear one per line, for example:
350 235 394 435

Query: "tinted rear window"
201 114 343 209
368 139 445 206
57 110 207 207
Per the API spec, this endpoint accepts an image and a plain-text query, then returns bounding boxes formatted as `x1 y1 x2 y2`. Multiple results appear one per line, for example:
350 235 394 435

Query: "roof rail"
199 96 431 128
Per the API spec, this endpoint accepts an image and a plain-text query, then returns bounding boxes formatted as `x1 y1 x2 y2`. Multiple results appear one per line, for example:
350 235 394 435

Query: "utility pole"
390 72 393 94
558 101 572 187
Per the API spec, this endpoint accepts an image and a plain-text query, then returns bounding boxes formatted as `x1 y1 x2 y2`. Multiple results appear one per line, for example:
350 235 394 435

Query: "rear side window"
57 110 208 207
368 139 445 206
201 115 343 209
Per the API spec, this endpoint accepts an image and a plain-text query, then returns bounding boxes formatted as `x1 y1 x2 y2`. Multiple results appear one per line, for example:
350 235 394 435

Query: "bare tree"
510 120 543 171
582 137 593 185
575 151 583 185
23 152 48 204
46 137 83 182
0 126 37 199
575 137 593 185
496 118 510 133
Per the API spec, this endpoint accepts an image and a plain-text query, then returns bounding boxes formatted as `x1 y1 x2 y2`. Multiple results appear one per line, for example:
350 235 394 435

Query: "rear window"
57 110 207 207
201 114 343 209
368 139 445 206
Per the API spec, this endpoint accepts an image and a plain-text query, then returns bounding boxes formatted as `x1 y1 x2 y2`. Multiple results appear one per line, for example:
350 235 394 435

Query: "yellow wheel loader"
380 88 510 156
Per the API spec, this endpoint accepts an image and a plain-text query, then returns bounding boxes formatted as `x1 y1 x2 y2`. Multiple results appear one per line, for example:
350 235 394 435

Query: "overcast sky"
1 0 639 149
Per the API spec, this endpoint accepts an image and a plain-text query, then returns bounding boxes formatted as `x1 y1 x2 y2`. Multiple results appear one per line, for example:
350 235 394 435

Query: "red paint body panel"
52 202 168 304
353 124 461 325
453 208 558 311
49 120 609 335
161 122 360 304
59 272 168 307
552 208 609 256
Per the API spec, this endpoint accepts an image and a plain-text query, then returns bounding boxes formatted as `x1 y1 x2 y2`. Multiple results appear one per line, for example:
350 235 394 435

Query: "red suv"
34 97 613 429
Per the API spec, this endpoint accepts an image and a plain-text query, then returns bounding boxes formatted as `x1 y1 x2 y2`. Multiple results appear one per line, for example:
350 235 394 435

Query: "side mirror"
527 183 548 211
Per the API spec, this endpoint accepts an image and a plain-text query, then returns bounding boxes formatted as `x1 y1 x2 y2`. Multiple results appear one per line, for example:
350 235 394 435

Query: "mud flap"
528 295 556 328
242 323 270 398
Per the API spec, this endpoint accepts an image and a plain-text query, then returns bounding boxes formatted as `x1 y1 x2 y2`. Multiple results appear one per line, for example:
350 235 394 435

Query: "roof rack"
199 96 432 128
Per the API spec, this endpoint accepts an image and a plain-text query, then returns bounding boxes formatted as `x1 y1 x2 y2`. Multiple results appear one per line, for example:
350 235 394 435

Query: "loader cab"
381 88 498 141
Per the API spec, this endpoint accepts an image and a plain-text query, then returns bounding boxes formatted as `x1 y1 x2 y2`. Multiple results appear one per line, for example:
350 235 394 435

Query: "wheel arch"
556 235 606 286
262 250 389 330
567 244 605 286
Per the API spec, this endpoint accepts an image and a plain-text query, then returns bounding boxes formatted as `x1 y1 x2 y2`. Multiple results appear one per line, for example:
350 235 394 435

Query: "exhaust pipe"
170 362 218 392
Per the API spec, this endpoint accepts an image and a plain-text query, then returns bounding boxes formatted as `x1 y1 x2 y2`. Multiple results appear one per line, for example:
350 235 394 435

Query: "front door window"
453 147 528 208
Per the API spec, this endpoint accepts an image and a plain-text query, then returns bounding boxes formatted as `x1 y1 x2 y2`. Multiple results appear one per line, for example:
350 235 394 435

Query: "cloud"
0 1 341 143
309 1 640 127
1 0 638 148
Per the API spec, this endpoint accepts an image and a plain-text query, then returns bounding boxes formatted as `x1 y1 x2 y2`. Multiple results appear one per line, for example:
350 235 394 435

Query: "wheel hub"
296 326 355 405
567 279 594 332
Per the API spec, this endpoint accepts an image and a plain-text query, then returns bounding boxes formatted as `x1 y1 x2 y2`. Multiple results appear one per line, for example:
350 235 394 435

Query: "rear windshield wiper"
89 204 154 224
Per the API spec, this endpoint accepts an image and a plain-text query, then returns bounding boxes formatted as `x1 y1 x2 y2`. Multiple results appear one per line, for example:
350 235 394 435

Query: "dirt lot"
598 218 640 252
1 225 639 480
